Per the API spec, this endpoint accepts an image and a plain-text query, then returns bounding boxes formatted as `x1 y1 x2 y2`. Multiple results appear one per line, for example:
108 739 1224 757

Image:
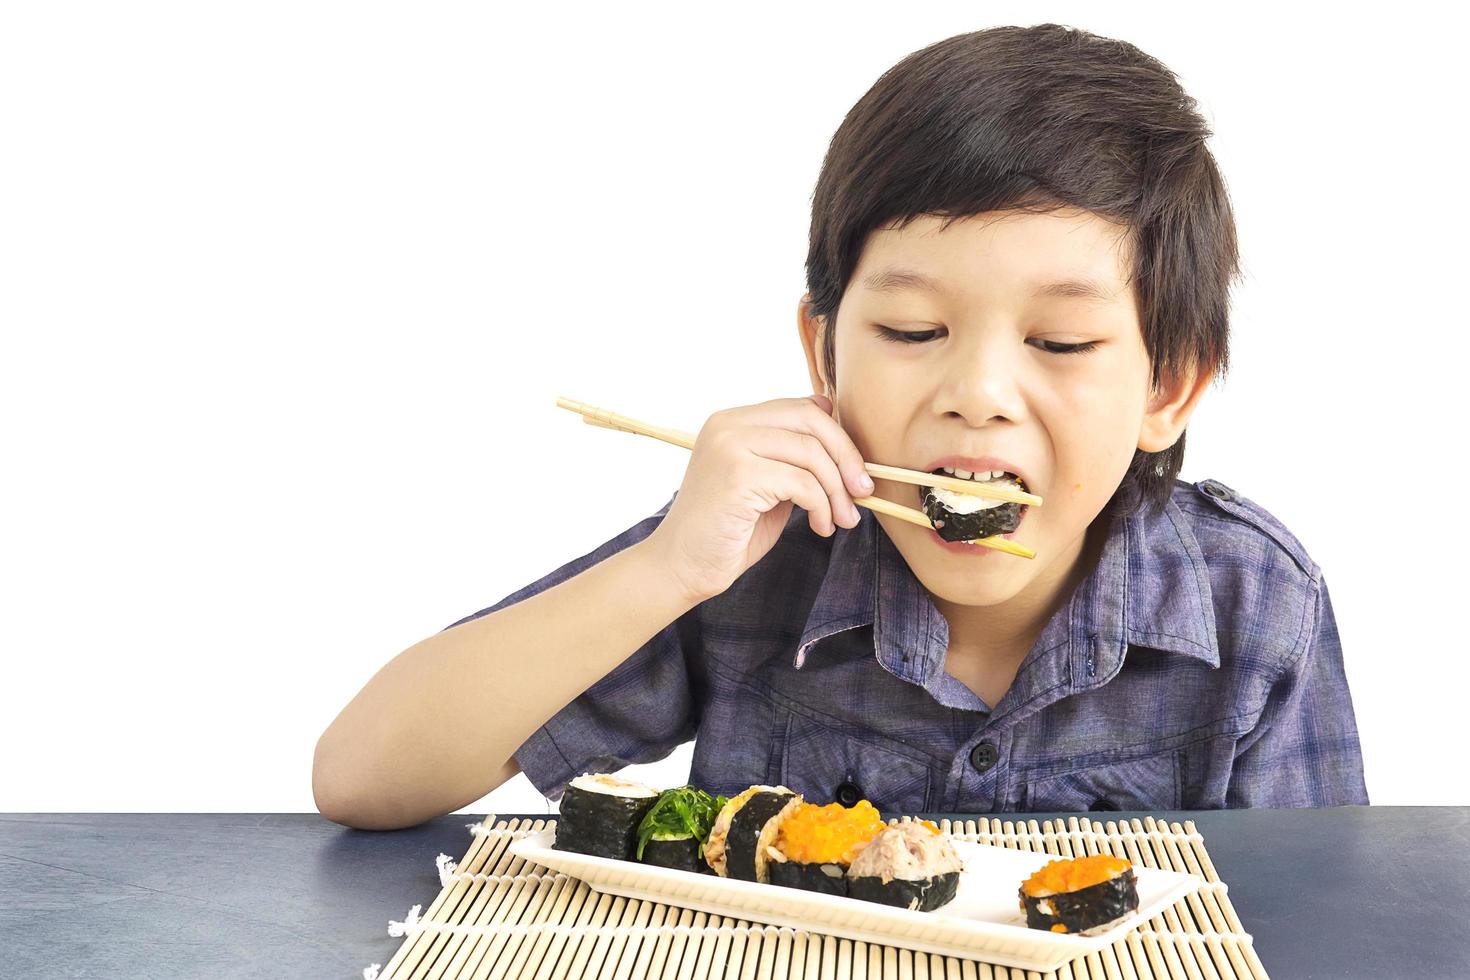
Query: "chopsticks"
555 396 1039 559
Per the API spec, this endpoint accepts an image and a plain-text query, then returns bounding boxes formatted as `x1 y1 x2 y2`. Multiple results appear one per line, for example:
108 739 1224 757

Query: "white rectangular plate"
508 827 1202 972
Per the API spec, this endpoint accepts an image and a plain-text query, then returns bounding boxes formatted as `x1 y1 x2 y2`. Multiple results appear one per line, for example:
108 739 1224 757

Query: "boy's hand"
645 394 874 605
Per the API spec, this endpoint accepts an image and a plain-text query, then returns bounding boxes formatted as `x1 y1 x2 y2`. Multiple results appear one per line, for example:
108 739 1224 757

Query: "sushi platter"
506 774 1205 972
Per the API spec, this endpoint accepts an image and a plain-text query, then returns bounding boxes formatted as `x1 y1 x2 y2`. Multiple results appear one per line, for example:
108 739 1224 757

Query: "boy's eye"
1029 338 1100 355
876 326 1099 356
875 325 943 343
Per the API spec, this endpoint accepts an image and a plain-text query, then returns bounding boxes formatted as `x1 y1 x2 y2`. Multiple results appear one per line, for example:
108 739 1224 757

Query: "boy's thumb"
811 392 833 413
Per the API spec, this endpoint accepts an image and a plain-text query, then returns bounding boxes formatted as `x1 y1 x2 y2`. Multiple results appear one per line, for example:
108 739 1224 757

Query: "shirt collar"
793 489 1220 702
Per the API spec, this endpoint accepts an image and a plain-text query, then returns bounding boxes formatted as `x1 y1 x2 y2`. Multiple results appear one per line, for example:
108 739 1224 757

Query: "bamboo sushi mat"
362 814 1267 980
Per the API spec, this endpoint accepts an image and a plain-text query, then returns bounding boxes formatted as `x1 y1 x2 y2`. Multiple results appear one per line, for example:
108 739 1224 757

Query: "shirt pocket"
1020 749 1181 812
776 708 935 813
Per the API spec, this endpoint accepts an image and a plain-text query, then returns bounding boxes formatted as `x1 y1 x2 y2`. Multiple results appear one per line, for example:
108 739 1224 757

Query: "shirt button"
969 741 999 773
1202 482 1231 500
1089 798 1120 812
835 781 863 807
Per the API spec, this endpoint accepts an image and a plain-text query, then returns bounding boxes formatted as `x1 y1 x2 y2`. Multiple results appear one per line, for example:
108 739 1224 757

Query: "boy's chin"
914 561 1035 608
889 530 1039 606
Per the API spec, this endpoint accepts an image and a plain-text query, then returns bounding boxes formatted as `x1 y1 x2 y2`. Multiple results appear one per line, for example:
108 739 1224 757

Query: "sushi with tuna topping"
634 785 728 874
764 799 887 897
704 785 801 882
846 819 964 911
1018 854 1138 935
920 469 1028 541
552 772 659 861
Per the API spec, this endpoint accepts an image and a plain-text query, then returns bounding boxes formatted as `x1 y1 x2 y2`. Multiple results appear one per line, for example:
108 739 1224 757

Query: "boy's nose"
932 338 1027 425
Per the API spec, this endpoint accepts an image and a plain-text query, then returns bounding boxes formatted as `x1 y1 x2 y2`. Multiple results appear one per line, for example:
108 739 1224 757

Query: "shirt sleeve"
445 492 699 803
1227 575 1370 807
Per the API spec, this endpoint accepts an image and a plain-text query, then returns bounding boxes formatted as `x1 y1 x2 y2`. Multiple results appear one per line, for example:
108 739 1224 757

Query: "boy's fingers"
744 427 858 528
793 398 875 499
739 397 876 501
755 456 835 535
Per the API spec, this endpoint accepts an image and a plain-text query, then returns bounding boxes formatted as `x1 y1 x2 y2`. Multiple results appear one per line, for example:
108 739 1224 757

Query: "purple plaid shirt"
449 478 1368 812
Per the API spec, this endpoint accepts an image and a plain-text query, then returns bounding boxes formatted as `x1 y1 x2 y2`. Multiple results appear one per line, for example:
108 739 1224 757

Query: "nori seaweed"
768 858 849 897
848 870 961 911
920 485 1023 542
725 791 795 882
1019 868 1138 934
553 783 657 861
640 835 703 874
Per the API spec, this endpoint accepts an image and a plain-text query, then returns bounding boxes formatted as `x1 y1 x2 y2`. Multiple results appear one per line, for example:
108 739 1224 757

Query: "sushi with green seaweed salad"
634 786 729 873
765 800 887 897
704 785 801 882
1018 854 1138 935
552 772 659 860
846 819 964 911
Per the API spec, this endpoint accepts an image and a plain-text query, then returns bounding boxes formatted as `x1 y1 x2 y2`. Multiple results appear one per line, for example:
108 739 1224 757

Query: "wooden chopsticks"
556 397 1039 560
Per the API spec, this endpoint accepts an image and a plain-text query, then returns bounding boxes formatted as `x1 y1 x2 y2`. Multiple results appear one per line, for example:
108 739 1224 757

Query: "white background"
3 3 1466 816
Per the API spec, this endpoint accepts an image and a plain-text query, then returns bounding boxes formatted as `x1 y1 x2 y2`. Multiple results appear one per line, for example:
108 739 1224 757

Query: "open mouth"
919 467 1030 542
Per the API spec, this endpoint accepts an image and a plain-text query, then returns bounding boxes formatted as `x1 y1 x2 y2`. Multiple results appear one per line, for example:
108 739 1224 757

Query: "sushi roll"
633 785 728 874
919 470 1027 542
764 799 886 898
552 772 659 860
704 784 801 882
846 819 964 911
1018 854 1138 935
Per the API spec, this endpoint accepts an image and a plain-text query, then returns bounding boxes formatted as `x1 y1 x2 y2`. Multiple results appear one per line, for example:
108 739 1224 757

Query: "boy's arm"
1226 575 1369 807
314 396 872 830
312 521 700 831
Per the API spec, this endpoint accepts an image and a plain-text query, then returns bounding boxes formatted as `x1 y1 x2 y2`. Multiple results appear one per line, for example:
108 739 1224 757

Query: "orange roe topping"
1021 854 1131 897
917 819 940 834
1050 923 1069 933
776 801 886 864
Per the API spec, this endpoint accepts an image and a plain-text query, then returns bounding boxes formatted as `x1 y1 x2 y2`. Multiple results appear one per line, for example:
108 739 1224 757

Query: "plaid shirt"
449 478 1368 812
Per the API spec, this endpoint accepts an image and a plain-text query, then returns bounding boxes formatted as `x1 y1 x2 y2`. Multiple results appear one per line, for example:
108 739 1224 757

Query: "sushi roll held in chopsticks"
704 785 801 882
764 799 886 897
919 469 1028 542
846 819 964 911
634 785 728 874
1018 854 1139 935
552 772 659 860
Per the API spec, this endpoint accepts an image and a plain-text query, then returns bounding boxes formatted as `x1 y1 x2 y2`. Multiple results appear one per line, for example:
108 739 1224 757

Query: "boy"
314 24 1367 830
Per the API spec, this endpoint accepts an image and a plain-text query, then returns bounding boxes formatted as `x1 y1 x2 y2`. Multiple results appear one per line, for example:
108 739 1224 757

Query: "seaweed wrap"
703 784 800 881
552 772 659 860
919 471 1028 542
1018 854 1138 935
765 799 886 898
634 785 729 874
640 835 703 873
846 819 964 912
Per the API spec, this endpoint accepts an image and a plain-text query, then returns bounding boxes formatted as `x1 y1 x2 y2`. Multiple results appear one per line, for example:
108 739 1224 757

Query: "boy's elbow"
312 734 389 829
311 733 441 830
312 733 364 827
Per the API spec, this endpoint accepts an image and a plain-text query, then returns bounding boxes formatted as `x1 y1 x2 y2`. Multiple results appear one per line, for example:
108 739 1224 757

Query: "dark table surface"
2 807 1466 979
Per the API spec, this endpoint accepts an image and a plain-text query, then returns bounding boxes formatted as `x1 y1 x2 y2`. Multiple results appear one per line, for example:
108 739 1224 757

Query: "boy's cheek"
834 400 893 465
1053 431 1137 520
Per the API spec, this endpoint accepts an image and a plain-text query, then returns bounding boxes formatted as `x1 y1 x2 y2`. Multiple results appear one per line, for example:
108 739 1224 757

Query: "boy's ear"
797 293 832 397
1138 361 1213 453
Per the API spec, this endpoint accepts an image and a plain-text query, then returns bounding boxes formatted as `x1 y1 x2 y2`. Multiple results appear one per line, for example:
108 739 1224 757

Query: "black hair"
805 23 1239 518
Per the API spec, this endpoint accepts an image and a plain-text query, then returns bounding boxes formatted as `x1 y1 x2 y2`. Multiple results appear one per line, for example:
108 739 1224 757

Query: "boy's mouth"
918 467 1030 542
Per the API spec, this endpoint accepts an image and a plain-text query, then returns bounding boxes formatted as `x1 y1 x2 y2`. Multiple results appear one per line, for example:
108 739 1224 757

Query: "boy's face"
800 207 1203 608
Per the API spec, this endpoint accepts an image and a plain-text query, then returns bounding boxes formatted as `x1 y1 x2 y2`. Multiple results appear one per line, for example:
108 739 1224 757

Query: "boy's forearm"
313 536 698 829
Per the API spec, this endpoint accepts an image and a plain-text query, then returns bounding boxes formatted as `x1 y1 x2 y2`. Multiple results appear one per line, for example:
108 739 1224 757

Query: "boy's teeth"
937 466 1014 483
